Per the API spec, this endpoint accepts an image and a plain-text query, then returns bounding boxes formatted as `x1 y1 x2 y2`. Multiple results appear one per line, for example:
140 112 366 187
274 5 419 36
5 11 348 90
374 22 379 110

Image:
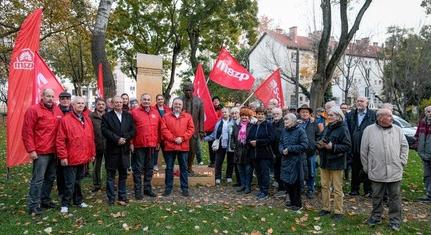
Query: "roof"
248 30 382 59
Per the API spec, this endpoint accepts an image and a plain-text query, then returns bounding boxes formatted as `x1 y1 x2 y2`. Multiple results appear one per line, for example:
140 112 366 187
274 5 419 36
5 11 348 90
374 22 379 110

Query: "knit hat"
329 107 345 121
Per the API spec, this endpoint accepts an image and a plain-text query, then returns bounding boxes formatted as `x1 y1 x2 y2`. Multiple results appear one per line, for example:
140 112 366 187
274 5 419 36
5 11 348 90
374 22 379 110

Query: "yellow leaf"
267 228 273 234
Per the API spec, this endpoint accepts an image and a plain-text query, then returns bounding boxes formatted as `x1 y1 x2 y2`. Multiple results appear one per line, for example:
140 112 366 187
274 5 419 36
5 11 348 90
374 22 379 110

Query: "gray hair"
376 108 392 119
325 100 336 110
112 95 122 102
329 107 345 121
380 103 393 111
272 107 282 115
72 96 85 104
230 107 240 113
284 113 297 122
424 106 431 112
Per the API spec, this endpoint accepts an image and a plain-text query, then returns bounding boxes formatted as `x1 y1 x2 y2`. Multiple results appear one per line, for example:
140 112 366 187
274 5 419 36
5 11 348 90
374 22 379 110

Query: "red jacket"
56 112 96 166
161 111 195 151
154 104 171 117
22 102 63 154
131 106 161 148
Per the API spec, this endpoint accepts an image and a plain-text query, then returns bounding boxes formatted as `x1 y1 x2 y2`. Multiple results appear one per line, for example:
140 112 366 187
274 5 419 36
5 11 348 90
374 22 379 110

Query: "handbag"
212 136 222 151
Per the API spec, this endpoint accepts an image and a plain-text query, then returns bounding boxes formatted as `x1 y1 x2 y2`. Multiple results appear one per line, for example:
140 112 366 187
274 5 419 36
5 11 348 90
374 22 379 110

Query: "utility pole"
295 46 299 108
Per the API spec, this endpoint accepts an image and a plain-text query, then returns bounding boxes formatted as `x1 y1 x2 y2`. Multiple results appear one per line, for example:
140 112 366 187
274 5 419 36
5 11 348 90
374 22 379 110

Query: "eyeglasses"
60 97 70 100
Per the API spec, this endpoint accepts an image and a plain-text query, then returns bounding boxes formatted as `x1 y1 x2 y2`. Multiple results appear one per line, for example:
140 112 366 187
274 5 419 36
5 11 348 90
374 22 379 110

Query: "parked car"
393 115 417 149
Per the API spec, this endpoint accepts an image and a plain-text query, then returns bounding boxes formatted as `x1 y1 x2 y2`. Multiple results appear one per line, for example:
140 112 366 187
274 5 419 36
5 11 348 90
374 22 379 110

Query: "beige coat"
360 124 409 183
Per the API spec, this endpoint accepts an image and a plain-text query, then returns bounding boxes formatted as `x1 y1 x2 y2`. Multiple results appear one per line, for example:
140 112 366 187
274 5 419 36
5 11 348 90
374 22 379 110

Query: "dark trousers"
237 163 252 190
254 159 272 195
131 147 154 196
286 178 302 207
214 148 234 180
351 154 371 193
208 140 216 166
423 160 431 198
56 159 65 197
62 164 84 207
371 181 402 225
92 150 104 189
28 154 57 210
273 154 286 191
106 167 128 202
164 151 189 193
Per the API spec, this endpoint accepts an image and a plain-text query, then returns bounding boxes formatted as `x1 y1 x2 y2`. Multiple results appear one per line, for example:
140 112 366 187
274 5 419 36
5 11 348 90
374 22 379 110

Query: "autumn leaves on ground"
0 124 430 234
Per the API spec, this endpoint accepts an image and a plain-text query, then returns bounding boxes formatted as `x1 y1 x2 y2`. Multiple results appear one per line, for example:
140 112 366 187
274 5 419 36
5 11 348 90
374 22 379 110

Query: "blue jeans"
62 164 84 207
164 151 188 193
306 155 317 193
106 167 128 202
254 159 272 195
28 154 57 210
237 163 252 190
152 150 159 167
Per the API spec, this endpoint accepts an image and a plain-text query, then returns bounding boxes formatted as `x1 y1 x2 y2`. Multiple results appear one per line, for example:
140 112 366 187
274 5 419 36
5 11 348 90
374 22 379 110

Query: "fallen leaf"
267 228 273 234
195 226 200 230
291 225 296 232
313 225 321 231
143 226 149 232
261 217 266 222
122 223 129 231
44 227 52 234
251 230 262 235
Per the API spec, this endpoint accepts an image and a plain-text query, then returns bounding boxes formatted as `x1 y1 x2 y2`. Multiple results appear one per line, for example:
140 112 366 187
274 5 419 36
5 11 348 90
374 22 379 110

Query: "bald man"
22 89 63 216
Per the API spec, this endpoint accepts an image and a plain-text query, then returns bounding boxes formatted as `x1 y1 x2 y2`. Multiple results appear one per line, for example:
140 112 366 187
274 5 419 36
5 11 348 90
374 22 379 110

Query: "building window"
130 86 135 91
299 96 303 102
83 90 88 96
290 95 296 106
291 52 298 62
365 87 369 98
379 80 382 85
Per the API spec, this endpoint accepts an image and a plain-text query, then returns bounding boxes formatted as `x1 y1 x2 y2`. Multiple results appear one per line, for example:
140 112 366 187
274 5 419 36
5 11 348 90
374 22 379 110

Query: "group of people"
22 84 425 232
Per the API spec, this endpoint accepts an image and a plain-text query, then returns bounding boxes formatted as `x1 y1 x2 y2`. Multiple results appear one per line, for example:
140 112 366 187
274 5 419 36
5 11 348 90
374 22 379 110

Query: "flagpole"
241 91 256 106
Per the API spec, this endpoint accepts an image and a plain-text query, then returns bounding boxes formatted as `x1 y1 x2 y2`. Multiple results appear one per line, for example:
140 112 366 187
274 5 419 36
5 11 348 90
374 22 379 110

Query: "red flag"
193 64 218 132
254 69 285 108
7 8 43 167
97 63 104 98
209 48 255 90
33 52 64 104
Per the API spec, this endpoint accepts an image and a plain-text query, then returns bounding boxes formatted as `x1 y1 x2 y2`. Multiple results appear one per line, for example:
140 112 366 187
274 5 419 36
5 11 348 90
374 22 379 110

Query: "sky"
257 0 431 43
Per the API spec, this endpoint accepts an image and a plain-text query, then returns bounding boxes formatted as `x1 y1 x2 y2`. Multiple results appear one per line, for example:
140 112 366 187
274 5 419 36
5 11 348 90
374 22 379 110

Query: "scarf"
238 120 248 144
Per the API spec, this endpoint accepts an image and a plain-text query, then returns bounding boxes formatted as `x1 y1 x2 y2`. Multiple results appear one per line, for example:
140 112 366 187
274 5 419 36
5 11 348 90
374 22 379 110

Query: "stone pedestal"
136 53 163 104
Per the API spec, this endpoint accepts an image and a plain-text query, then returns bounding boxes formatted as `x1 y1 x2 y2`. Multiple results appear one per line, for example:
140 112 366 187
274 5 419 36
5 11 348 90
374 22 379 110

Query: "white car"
393 115 417 148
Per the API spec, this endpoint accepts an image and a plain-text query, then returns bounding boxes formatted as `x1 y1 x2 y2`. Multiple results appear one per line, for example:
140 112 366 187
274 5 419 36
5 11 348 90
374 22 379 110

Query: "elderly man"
102 96 136 205
89 98 106 192
417 106 431 202
346 96 376 197
130 93 160 199
361 108 409 231
22 89 63 215
56 96 95 213
161 98 195 196
181 82 204 173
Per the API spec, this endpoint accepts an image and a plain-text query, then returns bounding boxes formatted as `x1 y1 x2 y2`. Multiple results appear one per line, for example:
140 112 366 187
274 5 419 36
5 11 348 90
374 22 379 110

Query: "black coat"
272 119 284 158
101 111 136 170
299 119 321 157
345 109 376 155
319 121 351 170
231 122 252 164
279 125 308 184
247 120 275 160
89 111 106 153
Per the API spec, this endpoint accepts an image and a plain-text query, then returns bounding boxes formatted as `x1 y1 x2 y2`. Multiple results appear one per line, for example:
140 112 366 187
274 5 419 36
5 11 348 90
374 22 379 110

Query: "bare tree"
334 54 359 104
309 0 372 110
91 0 116 97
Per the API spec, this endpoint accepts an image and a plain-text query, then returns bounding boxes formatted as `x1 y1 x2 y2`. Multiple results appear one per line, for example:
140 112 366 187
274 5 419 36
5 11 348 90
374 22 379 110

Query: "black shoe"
233 183 241 187
389 223 400 231
92 187 101 193
418 196 431 202
289 206 303 212
332 214 343 222
306 191 315 199
319 210 331 216
244 188 251 194
367 217 382 227
284 201 292 207
135 195 143 200
349 191 359 196
236 187 245 193
162 190 172 196
182 191 190 197
208 163 215 168
108 201 115 206
41 202 57 209
28 207 42 216
144 191 157 197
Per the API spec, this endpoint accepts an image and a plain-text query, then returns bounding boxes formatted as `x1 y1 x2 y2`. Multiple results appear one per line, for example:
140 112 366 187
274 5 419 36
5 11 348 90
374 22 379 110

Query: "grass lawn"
0 123 430 234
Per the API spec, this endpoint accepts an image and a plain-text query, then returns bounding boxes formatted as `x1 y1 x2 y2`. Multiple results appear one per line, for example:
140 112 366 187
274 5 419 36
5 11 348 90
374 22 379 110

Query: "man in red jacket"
22 88 63 216
160 98 195 197
130 93 161 199
56 96 96 213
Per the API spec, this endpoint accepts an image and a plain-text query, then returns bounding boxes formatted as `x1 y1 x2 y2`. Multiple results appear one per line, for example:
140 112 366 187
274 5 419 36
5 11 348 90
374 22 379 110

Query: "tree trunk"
188 26 199 71
91 0 116 97
164 35 181 102
309 75 326 110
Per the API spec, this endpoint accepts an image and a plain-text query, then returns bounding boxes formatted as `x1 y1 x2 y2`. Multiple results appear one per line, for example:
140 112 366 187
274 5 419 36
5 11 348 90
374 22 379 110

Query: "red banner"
254 69 285 108
209 48 255 90
33 52 64 104
193 64 218 132
97 63 104 98
7 8 43 167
